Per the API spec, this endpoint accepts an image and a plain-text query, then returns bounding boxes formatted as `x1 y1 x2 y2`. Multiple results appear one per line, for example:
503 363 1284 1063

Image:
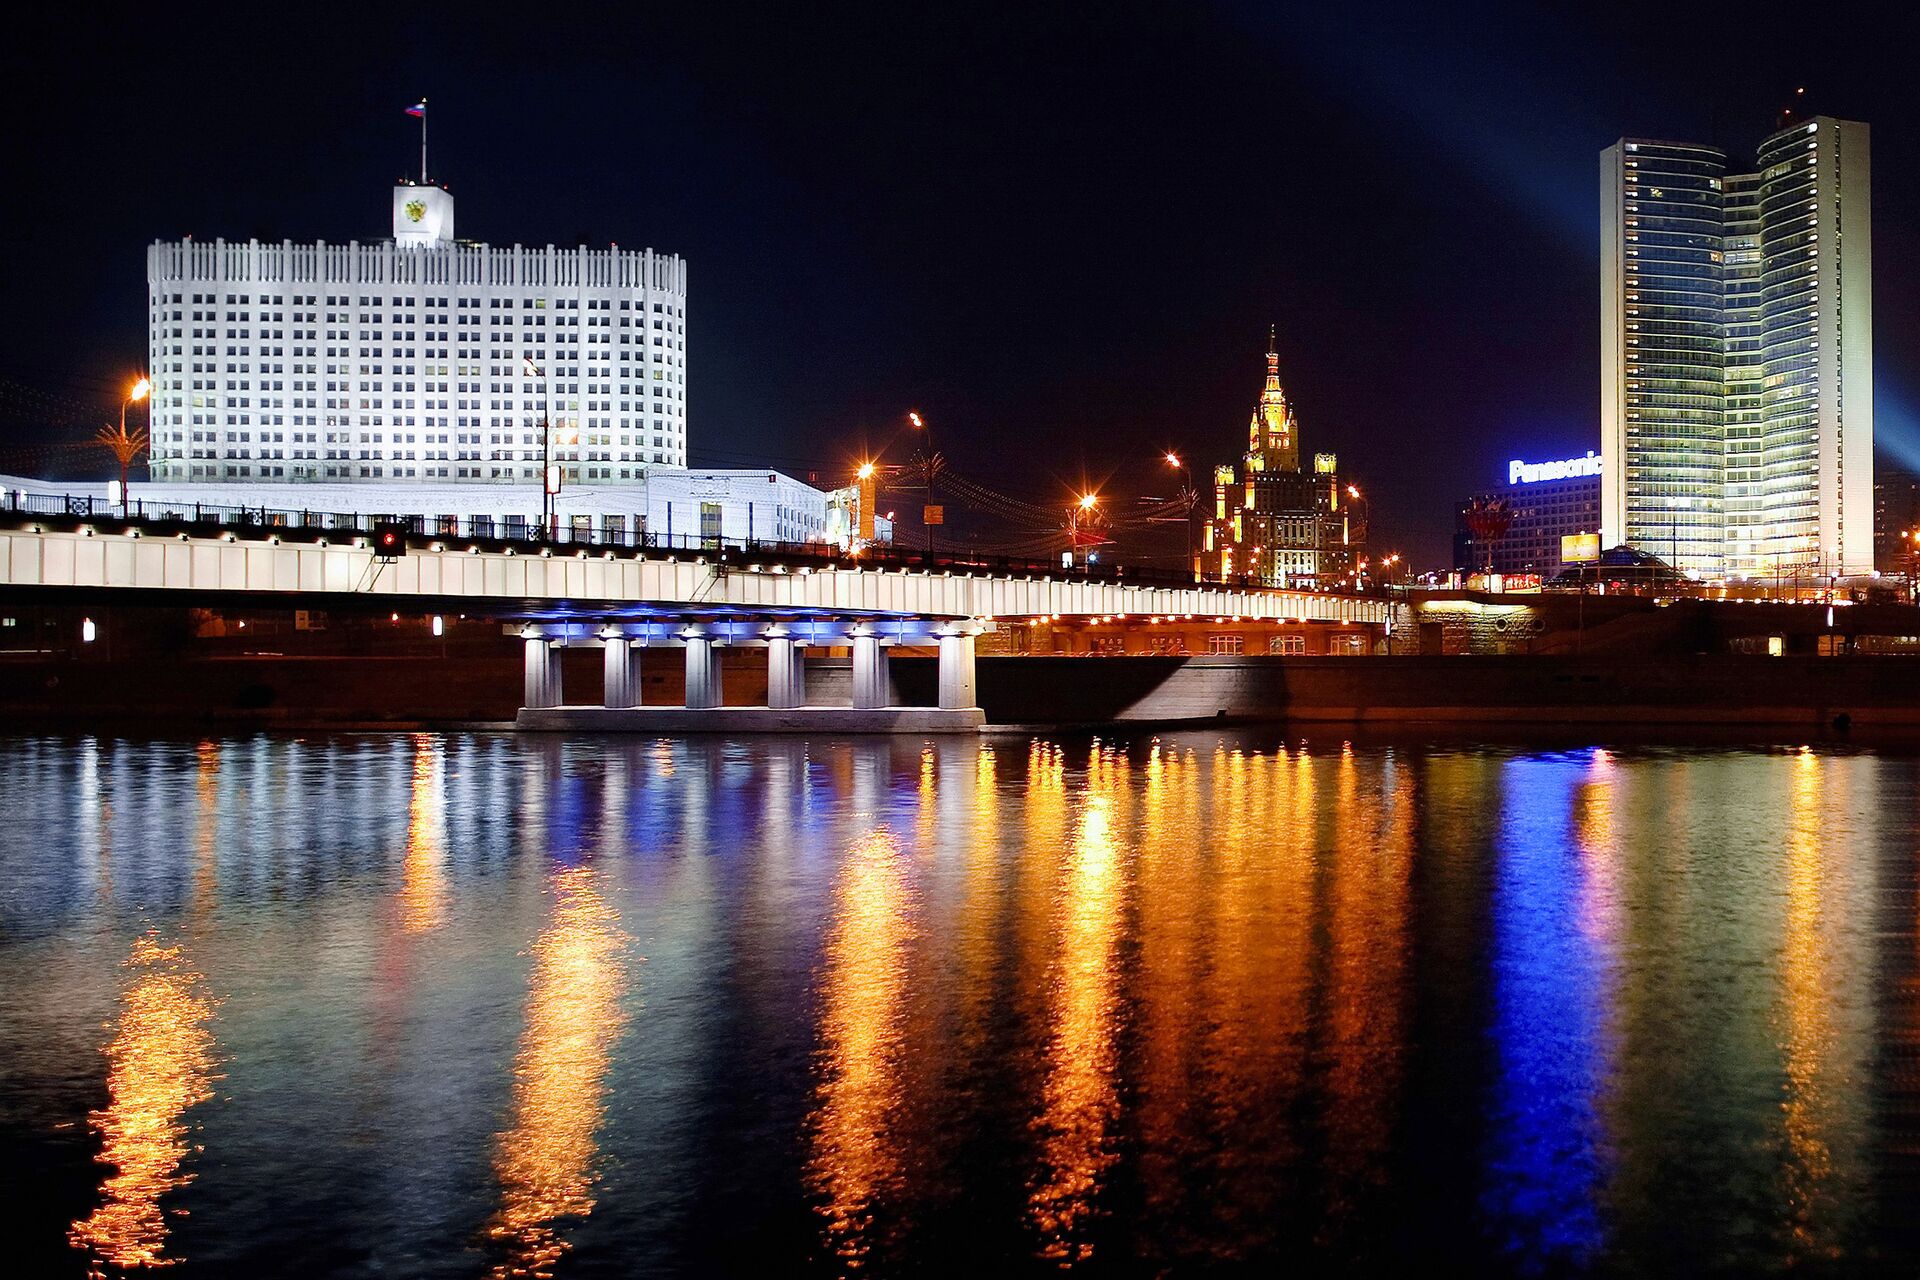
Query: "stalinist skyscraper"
1600 113 1872 578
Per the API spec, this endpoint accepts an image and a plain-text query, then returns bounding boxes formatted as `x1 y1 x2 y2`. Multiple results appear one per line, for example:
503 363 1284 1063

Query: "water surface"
2 730 1918 1276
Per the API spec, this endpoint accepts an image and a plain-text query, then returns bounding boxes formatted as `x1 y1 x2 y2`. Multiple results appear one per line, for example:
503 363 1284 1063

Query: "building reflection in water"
808 826 916 1270
1320 744 1415 1240
68 936 221 1274
399 734 448 934
488 861 631 1278
1028 746 1129 1265
1775 745 1868 1263
1483 750 1621 1271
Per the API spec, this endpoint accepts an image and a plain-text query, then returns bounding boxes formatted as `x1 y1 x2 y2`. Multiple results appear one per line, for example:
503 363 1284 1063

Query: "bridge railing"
0 487 1387 599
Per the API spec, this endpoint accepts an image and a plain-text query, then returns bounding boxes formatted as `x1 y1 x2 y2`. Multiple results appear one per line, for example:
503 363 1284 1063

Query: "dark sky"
5 1 1919 566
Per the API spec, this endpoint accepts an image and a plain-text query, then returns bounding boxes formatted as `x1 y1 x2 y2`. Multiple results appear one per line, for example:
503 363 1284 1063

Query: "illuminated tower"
1200 332 1362 586
1246 326 1299 472
1601 115 1872 578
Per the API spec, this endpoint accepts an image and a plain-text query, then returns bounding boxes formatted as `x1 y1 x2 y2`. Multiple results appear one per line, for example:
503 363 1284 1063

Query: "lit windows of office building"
145 181 688 485
1600 115 1871 578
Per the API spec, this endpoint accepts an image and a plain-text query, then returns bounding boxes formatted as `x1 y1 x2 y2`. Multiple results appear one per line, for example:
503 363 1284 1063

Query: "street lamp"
1068 492 1100 571
909 410 935 557
525 357 559 539
1164 451 1195 580
97 376 151 516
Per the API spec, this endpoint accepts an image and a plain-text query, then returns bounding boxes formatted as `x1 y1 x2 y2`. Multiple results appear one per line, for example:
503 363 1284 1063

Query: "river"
2 730 1917 1276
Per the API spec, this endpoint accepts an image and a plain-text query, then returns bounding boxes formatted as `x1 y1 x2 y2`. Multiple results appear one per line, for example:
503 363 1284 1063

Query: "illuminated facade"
1601 117 1872 577
1453 454 1603 576
146 181 689 485
1201 336 1363 585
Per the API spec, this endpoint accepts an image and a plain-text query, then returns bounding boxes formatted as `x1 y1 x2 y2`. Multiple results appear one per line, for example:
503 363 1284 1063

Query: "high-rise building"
1201 334 1363 586
1600 116 1872 577
146 181 688 485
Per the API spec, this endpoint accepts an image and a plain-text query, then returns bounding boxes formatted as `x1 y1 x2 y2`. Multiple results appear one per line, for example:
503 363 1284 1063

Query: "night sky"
5 1 1919 566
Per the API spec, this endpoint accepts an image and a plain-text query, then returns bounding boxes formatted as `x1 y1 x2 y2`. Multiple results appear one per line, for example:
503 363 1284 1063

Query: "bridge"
0 503 1390 732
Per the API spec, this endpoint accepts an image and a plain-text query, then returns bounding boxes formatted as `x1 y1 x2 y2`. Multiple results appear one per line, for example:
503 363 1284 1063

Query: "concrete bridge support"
523 634 562 709
937 629 978 711
767 633 807 710
683 629 721 710
851 628 892 710
602 634 638 709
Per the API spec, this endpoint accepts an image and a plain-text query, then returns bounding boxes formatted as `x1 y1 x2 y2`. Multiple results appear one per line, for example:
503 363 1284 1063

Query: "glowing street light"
98 375 152 516
1164 451 1195 579
908 411 935 556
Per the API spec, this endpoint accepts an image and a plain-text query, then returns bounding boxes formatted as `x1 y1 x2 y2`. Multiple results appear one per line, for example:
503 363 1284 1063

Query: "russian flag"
405 101 426 117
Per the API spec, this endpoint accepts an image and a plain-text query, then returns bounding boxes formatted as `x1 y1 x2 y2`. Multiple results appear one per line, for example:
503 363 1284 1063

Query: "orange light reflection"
488 864 631 1279
68 937 220 1273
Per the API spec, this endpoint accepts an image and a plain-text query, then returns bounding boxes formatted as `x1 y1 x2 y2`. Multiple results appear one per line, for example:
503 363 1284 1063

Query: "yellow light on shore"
857 462 875 480
129 377 151 402
1079 493 1097 510
908 411 924 429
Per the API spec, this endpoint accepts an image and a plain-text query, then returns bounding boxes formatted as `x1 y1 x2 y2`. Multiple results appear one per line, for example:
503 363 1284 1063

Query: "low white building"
1 470 888 550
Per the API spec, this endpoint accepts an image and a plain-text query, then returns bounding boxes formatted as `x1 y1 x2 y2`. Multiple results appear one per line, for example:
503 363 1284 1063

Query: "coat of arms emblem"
404 200 427 223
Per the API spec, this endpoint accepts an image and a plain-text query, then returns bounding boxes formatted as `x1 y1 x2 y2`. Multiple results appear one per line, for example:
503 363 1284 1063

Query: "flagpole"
420 98 428 183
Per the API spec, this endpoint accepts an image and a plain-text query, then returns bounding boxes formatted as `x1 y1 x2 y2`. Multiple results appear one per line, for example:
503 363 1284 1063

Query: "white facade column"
851 626 892 709
937 628 979 711
766 633 808 709
602 634 636 708
523 633 560 709
683 628 720 709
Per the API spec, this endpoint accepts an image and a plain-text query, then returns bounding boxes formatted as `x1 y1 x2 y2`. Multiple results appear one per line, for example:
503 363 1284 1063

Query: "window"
1268 635 1306 655
1206 634 1244 655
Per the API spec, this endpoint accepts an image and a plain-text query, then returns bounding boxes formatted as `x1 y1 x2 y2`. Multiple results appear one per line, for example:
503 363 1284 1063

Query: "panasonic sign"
1509 451 1602 485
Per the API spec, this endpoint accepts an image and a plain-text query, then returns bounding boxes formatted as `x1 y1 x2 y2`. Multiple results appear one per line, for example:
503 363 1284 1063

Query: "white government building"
149 182 687 482
125 179 873 546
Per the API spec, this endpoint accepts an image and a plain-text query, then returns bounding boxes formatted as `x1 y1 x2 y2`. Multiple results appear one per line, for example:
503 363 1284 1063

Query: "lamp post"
909 410 935 557
1069 492 1099 571
96 376 151 517
525 358 558 539
1165 451 1194 579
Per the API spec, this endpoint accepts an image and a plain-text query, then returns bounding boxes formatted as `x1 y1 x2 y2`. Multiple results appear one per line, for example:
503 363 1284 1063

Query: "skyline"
5 3 1920 565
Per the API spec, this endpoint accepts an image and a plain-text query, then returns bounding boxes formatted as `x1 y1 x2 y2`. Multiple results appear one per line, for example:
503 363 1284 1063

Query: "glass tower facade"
1601 117 1872 579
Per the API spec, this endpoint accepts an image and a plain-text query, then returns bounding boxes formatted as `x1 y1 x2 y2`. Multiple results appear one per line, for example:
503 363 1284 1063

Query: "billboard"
1562 532 1601 564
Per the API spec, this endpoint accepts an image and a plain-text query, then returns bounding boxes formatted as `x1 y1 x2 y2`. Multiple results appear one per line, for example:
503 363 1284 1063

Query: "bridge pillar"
683 629 721 709
936 628 979 711
602 633 637 709
523 633 561 709
851 626 891 709
767 633 808 709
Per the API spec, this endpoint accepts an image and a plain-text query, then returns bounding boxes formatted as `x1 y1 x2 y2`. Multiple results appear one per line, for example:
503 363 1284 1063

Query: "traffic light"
372 522 409 559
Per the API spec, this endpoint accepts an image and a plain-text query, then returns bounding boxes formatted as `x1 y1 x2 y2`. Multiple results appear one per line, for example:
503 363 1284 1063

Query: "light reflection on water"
487 861 632 1279
65 936 220 1274
0 732 1916 1276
